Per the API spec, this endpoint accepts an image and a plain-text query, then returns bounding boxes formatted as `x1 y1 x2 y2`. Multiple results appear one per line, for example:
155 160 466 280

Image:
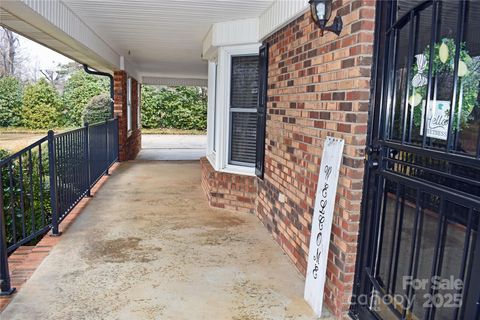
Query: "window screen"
230 55 259 165
231 56 259 109
231 112 257 164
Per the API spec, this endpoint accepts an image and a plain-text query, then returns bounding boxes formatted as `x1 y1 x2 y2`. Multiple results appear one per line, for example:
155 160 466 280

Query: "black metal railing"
0 118 118 294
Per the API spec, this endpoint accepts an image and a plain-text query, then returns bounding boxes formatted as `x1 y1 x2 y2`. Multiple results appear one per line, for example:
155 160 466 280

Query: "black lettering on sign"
312 164 333 278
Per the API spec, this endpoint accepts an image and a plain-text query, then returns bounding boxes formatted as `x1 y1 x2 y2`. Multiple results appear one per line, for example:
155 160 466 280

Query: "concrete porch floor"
2 161 320 320
137 135 207 161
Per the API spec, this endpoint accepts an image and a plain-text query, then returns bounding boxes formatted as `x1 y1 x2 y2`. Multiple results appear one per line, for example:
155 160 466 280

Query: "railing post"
48 130 61 236
0 169 15 295
84 123 92 197
105 118 110 176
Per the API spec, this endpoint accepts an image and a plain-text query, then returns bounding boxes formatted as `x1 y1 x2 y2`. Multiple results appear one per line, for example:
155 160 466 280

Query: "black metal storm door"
351 1 480 319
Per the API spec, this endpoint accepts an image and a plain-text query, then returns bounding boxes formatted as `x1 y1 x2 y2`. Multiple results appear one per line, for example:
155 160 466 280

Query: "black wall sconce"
309 0 343 36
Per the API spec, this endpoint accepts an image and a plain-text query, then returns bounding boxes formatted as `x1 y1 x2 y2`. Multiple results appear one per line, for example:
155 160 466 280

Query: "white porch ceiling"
62 0 274 81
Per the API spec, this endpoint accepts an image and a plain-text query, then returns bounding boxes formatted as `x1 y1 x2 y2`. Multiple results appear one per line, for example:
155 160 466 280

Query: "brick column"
114 70 128 161
114 71 141 161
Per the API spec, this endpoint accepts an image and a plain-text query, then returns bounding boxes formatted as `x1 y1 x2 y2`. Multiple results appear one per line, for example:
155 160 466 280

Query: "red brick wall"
200 157 257 214
114 71 141 161
256 2 375 318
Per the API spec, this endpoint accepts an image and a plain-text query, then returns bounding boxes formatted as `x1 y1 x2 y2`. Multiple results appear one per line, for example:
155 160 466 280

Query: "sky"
17 33 73 78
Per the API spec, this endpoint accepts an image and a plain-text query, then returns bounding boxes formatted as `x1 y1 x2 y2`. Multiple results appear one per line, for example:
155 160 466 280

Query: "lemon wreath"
409 38 480 129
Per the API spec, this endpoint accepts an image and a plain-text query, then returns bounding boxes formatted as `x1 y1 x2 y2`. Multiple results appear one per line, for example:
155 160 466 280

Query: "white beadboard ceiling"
62 0 274 79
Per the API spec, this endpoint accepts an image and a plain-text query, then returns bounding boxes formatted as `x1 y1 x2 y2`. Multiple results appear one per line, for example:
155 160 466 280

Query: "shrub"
63 71 109 126
141 85 163 129
0 76 23 127
22 79 62 129
0 147 52 247
0 148 9 160
82 93 111 124
141 85 207 130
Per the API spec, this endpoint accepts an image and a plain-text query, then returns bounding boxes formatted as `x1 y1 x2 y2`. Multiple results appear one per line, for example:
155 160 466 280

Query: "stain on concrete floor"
1 161 323 320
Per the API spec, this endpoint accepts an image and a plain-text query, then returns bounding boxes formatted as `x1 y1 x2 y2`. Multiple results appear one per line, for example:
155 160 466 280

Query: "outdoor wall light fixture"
309 0 343 36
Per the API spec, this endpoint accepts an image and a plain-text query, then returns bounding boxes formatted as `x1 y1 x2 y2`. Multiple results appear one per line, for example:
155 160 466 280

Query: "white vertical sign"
420 100 450 141
304 136 344 316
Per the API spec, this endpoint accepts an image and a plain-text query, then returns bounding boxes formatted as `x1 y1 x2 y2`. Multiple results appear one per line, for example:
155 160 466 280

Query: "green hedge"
0 77 23 127
1 74 207 131
21 79 62 129
141 85 207 130
0 76 23 127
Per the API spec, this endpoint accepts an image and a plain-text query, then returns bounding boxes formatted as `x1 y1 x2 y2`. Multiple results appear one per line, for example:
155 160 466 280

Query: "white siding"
259 0 309 40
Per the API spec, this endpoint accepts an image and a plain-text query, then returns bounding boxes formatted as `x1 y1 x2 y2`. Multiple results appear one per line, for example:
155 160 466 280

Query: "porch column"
114 71 142 161
114 70 128 161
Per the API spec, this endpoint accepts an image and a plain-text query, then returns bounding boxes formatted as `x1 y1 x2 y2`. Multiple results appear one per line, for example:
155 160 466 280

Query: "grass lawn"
0 127 206 153
0 127 76 153
141 128 206 135
0 132 46 153
0 127 75 134
0 127 49 134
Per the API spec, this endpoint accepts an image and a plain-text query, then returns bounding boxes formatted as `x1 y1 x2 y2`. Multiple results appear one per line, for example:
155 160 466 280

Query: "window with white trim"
127 77 132 132
229 55 259 166
137 82 141 129
206 44 261 176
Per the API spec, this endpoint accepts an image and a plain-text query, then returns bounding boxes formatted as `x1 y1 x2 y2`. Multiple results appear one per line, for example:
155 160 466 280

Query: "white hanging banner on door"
304 136 344 316
420 100 450 141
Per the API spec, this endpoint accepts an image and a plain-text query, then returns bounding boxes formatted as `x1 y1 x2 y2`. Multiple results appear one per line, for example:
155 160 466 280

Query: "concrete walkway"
137 134 207 160
2 161 318 320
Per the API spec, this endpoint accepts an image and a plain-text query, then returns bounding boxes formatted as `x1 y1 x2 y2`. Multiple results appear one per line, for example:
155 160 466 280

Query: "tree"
22 79 62 129
0 76 23 127
62 70 109 126
0 28 19 77
41 62 81 93
82 93 111 124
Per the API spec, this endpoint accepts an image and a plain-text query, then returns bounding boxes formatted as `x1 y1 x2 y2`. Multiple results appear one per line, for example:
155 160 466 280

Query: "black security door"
351 1 480 319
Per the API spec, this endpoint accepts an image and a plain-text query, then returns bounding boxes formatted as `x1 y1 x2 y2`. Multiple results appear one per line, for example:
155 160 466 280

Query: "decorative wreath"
409 38 480 129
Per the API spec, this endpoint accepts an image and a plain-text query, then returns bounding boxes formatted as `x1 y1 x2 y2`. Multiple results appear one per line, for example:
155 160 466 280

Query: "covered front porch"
0 0 383 317
1 161 319 319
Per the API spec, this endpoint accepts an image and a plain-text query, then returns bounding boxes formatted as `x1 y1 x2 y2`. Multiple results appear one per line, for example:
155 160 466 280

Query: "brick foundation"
200 157 257 214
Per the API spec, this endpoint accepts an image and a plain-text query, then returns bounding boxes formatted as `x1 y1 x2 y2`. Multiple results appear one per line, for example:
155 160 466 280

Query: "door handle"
365 145 381 169
369 160 379 169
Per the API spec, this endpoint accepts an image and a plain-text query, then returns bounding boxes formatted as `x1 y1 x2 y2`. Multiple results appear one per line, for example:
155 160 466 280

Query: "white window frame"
137 82 141 129
206 60 218 169
207 43 261 177
127 77 132 132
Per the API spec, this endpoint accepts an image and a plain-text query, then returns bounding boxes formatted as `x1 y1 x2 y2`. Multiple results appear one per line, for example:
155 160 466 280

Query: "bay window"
206 43 261 176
